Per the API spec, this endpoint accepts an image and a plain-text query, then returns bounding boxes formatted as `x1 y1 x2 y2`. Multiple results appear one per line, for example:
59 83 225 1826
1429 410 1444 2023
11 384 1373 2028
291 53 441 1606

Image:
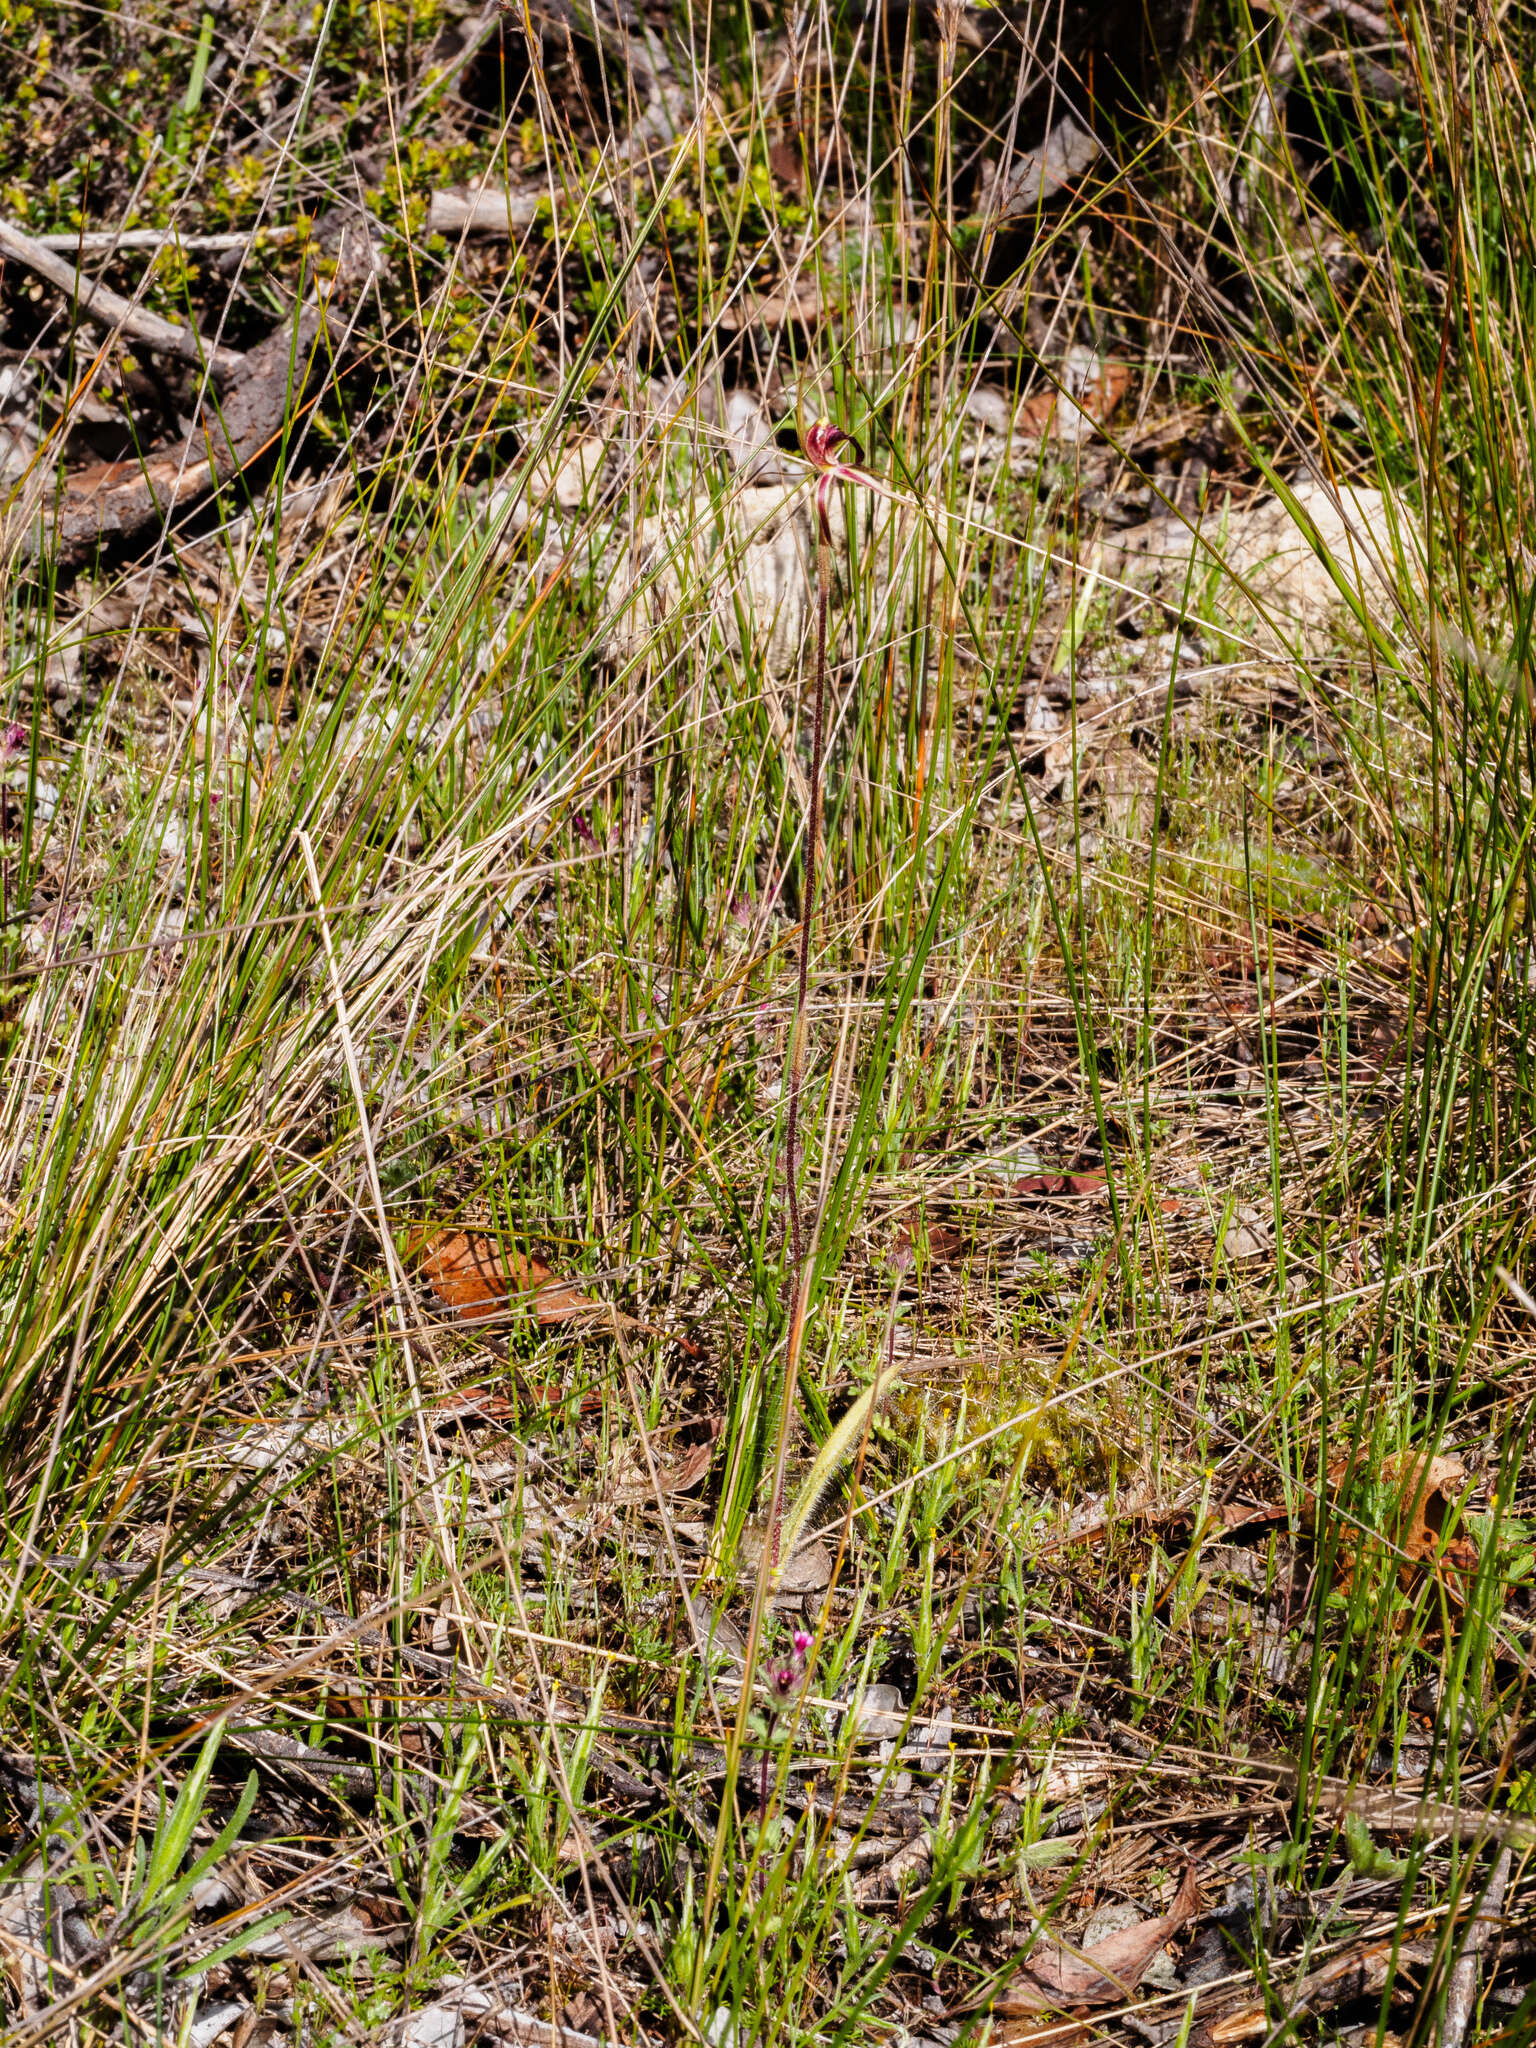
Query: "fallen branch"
6 210 380 568
1442 1847 1513 2048
31 228 297 255
226 1724 376 1799
1259 1762 1536 1854
0 218 246 382
426 186 545 237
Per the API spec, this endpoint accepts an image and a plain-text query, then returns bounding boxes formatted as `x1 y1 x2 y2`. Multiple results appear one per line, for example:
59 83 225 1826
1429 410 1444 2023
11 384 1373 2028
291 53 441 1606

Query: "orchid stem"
772 520 830 1566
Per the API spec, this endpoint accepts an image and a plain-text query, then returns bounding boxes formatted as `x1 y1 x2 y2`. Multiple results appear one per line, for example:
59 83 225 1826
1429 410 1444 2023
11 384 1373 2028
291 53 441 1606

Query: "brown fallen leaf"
1383 1448 1478 1586
1014 355 1132 445
431 1384 517 1422
414 1227 700 1356
997 1863 1200 2014
418 1229 600 1328
431 1382 602 1422
1012 1168 1109 1197
890 1217 966 1266
1322 1445 1478 1603
1212 1445 1477 1600
765 138 804 192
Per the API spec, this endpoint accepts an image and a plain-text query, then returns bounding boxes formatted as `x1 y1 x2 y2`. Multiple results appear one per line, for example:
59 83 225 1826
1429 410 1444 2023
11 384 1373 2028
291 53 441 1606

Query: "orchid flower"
756 1625 816 1830
802 418 905 543
765 1626 814 1706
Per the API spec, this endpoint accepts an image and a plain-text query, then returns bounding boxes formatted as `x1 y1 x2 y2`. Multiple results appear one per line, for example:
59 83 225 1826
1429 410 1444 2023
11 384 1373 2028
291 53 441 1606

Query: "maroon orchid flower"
801 417 899 543
756 1624 816 1828
764 1625 814 1704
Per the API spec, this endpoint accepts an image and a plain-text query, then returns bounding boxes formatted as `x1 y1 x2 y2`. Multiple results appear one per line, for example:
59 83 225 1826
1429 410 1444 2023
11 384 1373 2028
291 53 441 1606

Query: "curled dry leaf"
852 1826 933 1902
609 1429 716 1504
1220 1204 1272 1262
415 1228 700 1357
1014 351 1131 445
1333 1447 1478 1600
997 1862 1200 2014
1214 1444 1477 1603
978 112 1104 222
1381 1449 1478 1586
1207 1937 1434 2041
417 1229 600 1328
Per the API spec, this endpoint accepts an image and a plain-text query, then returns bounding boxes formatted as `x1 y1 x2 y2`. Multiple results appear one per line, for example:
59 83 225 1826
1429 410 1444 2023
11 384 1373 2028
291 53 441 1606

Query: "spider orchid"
803 418 903 542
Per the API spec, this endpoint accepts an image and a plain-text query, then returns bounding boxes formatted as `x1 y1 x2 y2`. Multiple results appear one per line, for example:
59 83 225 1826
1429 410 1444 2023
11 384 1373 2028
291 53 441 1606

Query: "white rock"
1221 1204 1272 1261
0 1880 51 2013
1102 478 1423 652
400 2005 465 2048
721 389 785 481
188 2001 248 2048
605 483 930 677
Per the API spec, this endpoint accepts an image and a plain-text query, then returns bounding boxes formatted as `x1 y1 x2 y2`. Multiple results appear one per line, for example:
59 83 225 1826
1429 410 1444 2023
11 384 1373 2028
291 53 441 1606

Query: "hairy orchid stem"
771 522 830 1565
785 532 829 1270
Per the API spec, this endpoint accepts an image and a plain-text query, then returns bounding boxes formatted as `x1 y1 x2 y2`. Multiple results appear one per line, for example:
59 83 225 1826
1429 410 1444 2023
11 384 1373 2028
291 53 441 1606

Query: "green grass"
1 1 1535 2044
